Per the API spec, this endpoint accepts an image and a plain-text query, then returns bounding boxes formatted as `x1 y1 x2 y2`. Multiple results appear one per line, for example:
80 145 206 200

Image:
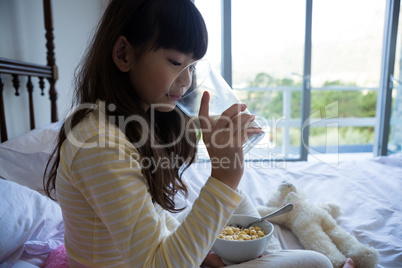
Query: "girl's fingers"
244 125 263 141
231 114 262 145
198 96 261 148
214 103 247 129
230 113 255 136
225 126 262 149
198 91 212 131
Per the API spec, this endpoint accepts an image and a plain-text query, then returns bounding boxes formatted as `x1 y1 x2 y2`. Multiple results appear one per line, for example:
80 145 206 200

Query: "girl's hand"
202 251 264 267
202 251 226 267
198 92 262 190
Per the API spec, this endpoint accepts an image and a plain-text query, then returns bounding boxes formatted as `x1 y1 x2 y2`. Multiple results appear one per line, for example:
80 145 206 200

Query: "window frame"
197 0 400 159
374 0 400 156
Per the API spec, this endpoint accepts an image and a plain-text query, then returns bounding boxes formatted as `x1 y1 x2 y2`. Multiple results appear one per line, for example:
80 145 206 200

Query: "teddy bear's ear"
279 181 297 193
280 181 295 188
288 184 297 192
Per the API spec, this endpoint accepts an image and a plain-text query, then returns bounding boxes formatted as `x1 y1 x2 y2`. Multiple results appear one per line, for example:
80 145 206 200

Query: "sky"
195 0 387 88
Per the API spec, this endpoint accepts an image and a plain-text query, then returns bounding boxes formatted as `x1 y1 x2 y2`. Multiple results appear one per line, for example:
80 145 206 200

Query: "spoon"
240 203 294 229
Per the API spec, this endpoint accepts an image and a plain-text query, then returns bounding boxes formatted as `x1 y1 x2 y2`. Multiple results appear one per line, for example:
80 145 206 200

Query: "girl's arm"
69 135 242 267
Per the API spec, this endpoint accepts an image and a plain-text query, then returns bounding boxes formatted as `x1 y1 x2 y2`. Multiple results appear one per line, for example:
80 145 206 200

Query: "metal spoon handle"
246 203 294 228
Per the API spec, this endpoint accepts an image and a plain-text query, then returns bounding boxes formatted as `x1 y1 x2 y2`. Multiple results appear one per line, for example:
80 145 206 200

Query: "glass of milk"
168 59 264 154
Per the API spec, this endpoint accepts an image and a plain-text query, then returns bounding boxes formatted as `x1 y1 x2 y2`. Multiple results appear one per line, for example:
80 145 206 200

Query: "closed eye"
169 59 182 66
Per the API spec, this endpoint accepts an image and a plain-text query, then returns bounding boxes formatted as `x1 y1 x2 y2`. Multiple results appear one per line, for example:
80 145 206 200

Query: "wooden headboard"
0 0 58 142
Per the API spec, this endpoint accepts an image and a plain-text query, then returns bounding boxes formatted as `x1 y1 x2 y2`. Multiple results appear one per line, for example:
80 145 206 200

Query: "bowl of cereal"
212 214 274 265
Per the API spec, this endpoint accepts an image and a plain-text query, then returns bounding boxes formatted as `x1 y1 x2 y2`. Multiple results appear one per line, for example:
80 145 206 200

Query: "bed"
0 2 401 268
0 0 62 267
1 123 401 267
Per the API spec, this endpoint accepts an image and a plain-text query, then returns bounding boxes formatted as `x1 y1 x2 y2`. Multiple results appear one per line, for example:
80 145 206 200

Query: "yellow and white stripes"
56 109 243 267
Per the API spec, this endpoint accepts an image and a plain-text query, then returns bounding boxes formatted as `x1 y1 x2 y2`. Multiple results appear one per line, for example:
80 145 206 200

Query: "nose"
175 68 193 93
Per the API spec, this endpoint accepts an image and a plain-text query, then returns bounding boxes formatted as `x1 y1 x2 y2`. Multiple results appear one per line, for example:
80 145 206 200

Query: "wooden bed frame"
0 0 58 142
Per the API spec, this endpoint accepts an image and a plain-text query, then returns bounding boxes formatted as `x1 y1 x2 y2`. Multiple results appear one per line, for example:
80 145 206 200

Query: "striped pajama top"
56 107 243 267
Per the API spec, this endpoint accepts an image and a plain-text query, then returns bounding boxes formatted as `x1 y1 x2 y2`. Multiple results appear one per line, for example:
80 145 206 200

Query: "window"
309 0 385 160
231 0 306 160
387 0 402 155
195 0 222 72
195 0 399 161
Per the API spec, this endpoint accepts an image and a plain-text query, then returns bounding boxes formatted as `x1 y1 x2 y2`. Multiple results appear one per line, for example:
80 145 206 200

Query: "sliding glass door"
382 0 402 155
196 0 396 161
197 0 308 161
309 0 385 162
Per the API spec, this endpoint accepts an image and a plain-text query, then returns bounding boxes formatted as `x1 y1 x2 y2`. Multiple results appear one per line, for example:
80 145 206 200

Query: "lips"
168 94 182 101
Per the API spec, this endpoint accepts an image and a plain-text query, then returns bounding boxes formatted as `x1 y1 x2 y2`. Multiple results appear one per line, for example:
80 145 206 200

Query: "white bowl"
212 214 274 265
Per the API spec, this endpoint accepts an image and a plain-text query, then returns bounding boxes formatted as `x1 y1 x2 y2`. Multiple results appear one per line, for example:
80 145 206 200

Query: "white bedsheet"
179 154 402 268
10 154 401 268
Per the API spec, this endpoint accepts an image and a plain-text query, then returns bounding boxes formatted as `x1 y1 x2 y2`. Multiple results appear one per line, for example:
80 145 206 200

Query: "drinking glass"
168 59 264 154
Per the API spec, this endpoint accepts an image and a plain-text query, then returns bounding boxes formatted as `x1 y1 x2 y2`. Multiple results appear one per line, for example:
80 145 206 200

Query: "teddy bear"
256 182 379 268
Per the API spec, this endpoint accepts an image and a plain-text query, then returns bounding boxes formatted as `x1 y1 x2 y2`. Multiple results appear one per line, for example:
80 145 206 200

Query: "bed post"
27 76 35 130
43 0 58 122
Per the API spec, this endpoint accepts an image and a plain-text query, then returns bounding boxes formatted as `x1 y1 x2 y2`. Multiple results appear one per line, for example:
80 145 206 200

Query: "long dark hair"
44 0 208 213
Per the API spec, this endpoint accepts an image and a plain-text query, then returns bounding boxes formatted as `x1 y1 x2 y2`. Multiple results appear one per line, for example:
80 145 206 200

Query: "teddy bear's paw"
347 245 380 268
256 206 287 224
333 258 348 268
320 202 342 218
257 206 277 216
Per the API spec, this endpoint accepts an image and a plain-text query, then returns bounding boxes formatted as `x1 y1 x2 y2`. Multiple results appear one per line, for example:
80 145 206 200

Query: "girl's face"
129 48 195 112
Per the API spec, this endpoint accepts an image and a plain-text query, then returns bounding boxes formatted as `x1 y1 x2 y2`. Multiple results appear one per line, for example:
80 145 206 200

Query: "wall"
0 0 107 139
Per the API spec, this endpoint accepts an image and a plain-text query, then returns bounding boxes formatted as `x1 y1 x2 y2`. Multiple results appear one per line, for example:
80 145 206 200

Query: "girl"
45 0 346 267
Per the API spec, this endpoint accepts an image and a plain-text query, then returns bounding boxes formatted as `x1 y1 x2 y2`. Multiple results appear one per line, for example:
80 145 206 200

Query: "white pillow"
0 121 62 192
0 179 64 267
